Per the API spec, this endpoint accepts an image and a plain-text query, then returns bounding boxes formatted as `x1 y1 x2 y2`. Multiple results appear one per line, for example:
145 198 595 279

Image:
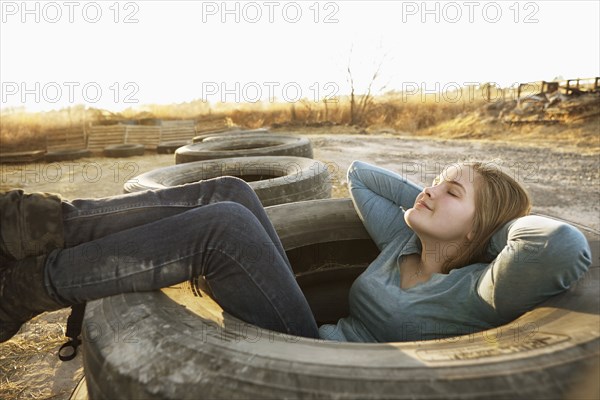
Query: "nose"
423 185 434 198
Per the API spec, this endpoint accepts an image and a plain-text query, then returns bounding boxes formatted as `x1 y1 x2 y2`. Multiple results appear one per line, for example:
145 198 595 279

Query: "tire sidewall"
175 136 313 164
103 144 145 158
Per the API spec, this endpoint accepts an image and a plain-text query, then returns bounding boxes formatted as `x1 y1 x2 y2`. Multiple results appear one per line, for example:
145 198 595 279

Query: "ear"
466 230 474 241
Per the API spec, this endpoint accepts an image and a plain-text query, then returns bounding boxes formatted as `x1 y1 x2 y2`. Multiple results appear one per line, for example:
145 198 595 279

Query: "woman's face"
404 164 477 243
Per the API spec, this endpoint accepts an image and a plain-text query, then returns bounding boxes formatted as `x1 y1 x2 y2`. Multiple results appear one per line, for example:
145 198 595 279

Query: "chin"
403 208 418 230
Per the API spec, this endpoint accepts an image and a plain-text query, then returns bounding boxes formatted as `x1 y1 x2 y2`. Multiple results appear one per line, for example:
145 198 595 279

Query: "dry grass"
1 105 92 152
419 98 600 154
427 114 600 151
0 95 472 148
0 316 66 400
1 92 597 153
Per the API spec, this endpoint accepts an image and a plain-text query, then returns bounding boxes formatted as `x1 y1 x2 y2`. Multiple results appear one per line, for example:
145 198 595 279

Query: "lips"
415 200 432 211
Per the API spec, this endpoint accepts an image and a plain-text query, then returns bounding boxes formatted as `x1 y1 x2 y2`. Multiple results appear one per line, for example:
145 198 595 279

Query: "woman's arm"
477 215 592 321
347 160 422 250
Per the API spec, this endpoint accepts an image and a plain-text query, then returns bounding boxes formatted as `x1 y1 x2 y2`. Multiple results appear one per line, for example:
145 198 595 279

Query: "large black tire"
81 199 599 400
103 144 145 158
200 132 282 144
192 128 270 143
123 156 332 207
156 141 191 154
0 150 46 163
45 149 91 162
175 135 312 164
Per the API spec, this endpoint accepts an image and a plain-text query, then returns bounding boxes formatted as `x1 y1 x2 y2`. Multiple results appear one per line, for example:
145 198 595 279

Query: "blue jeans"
44 177 319 338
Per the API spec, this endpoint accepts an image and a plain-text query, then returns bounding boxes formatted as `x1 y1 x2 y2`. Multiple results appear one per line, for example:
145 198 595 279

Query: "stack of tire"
0 149 93 164
0 150 47 164
0 144 145 165
102 144 145 158
123 129 332 207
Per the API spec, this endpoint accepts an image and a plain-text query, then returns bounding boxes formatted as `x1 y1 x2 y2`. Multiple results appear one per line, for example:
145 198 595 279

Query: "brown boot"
0 255 66 343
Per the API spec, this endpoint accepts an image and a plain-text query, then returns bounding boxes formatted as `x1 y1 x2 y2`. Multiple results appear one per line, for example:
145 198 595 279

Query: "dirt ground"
0 127 599 399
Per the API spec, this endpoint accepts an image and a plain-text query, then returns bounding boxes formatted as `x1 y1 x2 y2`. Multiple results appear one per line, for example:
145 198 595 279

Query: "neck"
417 236 465 274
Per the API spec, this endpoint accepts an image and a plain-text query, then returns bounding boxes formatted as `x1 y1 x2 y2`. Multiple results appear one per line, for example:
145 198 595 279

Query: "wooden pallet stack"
86 125 128 152
46 127 86 151
48 118 233 153
160 120 197 143
126 125 162 149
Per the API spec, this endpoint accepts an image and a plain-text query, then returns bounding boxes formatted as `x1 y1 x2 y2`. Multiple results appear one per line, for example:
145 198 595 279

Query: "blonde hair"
443 162 531 273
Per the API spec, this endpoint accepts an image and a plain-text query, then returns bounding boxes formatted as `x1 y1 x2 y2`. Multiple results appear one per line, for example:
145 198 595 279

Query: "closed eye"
447 180 466 196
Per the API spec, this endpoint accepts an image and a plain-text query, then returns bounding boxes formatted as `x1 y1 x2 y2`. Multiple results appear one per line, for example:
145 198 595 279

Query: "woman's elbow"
544 223 592 288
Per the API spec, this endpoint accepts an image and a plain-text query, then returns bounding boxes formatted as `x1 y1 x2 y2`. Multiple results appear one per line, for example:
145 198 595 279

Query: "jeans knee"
217 176 254 194
204 201 255 224
213 176 261 206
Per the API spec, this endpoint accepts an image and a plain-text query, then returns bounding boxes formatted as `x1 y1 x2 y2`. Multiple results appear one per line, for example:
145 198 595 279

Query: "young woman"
319 161 591 341
0 161 591 344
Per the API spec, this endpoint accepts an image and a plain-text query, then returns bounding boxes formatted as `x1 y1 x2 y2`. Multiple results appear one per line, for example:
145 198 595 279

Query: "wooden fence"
512 77 598 101
86 125 162 152
441 77 600 103
44 117 234 153
46 127 86 151
160 120 197 142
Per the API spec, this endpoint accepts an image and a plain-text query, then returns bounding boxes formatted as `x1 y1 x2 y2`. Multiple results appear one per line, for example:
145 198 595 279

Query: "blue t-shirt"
319 161 591 342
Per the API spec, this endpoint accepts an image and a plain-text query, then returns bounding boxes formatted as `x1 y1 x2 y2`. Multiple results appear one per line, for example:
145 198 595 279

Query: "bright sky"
1 0 599 112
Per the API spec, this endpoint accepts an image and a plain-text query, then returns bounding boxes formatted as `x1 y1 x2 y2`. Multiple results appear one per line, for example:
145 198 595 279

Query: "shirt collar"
400 232 421 256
